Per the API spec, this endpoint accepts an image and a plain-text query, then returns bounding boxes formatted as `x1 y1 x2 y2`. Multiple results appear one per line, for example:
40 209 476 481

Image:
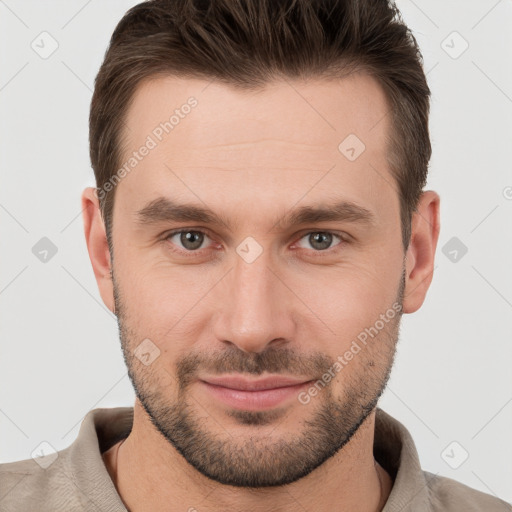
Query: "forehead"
116 73 395 223
122 72 390 153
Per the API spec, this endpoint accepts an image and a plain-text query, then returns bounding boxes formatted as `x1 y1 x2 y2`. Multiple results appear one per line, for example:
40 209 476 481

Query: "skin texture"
83 73 440 512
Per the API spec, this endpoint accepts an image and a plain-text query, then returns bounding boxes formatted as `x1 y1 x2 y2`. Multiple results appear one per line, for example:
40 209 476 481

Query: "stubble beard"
113 269 404 487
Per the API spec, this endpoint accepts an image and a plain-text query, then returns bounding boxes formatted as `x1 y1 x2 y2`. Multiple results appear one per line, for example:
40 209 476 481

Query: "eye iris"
180 231 204 250
309 232 332 250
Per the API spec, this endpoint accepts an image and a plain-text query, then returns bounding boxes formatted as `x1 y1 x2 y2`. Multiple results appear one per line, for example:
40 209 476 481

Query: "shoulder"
0 447 90 511
425 471 512 512
0 407 132 512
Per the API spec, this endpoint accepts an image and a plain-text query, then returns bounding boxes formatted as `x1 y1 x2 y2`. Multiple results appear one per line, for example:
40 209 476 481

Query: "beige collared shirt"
1 407 510 511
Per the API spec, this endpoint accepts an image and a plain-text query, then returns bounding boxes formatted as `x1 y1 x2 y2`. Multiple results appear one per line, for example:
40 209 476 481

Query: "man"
1 0 510 511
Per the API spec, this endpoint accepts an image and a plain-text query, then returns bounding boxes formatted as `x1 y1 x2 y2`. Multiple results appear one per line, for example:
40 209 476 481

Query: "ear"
402 190 441 314
81 187 115 313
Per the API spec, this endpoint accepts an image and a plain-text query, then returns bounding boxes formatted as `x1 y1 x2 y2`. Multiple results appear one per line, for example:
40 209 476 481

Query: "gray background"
1 0 511 505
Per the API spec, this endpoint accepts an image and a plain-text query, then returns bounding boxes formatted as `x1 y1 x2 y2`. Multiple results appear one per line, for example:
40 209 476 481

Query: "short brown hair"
89 0 431 249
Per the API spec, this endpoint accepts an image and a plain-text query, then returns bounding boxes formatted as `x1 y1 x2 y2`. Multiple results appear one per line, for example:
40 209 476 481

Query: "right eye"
165 229 211 250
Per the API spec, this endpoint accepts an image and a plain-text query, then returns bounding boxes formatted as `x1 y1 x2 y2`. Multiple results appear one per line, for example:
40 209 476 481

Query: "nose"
211 249 296 354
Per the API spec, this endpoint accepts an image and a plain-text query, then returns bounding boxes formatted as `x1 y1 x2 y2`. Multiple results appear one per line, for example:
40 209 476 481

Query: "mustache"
176 346 334 390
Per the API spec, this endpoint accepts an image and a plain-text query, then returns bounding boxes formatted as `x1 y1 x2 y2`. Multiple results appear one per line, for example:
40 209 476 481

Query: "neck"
103 401 393 512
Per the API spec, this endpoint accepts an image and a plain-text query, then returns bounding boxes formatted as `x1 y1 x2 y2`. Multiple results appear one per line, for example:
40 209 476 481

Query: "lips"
199 375 314 411
201 375 310 390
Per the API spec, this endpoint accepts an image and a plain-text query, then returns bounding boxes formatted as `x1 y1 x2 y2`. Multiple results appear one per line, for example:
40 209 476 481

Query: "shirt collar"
375 407 434 511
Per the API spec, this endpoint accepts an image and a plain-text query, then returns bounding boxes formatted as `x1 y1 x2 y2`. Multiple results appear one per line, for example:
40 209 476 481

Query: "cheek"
115 255 215 352
115 242 183 306
292 264 402 350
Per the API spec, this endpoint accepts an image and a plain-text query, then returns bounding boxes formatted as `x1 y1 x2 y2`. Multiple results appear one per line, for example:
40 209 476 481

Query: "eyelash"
162 228 348 258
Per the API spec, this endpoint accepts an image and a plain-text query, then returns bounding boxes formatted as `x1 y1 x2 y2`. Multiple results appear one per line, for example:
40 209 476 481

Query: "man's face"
110 74 406 487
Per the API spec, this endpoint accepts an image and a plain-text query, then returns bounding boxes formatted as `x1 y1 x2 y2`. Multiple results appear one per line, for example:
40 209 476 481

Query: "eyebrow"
134 196 376 232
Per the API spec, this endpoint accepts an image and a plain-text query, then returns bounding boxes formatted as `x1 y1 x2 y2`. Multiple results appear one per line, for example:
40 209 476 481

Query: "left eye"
294 232 343 251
